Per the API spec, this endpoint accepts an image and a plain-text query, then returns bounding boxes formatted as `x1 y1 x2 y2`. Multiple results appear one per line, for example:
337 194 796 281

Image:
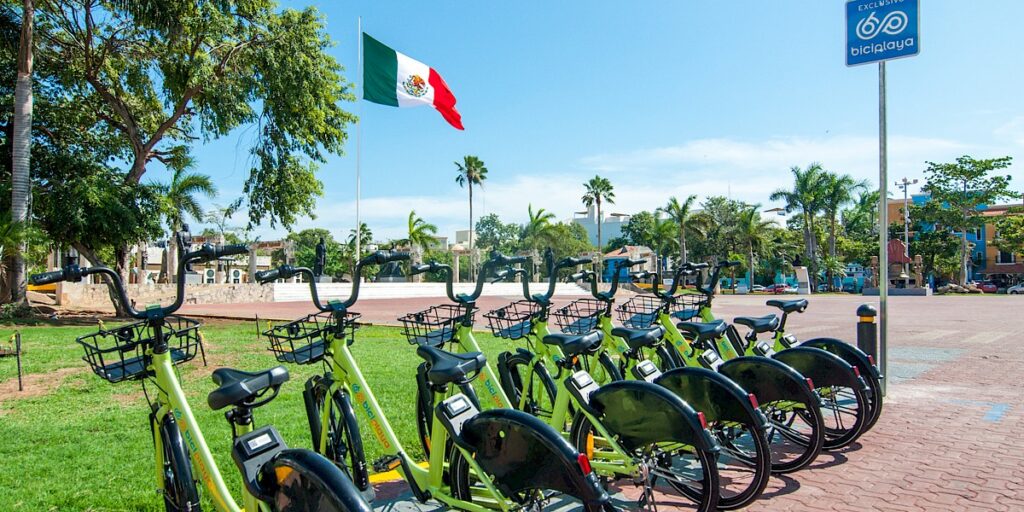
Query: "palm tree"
348 223 373 256
770 163 828 286
659 195 704 264
0 213 32 301
821 173 867 290
733 205 775 289
455 156 488 281
522 204 556 276
9 0 34 303
153 169 217 283
582 175 615 281
398 211 438 282
650 216 679 276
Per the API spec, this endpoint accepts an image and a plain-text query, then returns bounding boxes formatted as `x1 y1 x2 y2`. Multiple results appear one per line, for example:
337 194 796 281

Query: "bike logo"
856 10 909 40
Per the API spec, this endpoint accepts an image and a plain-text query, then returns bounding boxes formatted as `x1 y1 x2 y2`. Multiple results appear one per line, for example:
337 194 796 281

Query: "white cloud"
239 132 1022 242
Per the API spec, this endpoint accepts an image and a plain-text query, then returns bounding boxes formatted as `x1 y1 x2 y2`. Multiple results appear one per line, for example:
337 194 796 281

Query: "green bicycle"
257 251 616 511
494 251 768 510
31 240 371 512
563 259 827 473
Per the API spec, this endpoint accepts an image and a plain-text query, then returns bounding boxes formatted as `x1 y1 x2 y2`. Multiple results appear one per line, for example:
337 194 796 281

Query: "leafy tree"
394 210 438 281
347 222 373 259
622 211 656 248
582 175 615 281
906 220 959 280
659 195 704 264
993 208 1024 260
152 168 217 282
919 155 1014 284
199 228 242 246
603 235 630 253
541 222 593 278
521 204 556 251
455 155 488 279
770 163 828 286
474 213 518 254
203 202 242 245
821 173 867 287
0 212 43 299
34 0 356 283
732 205 775 287
649 216 678 275
284 229 345 280
692 196 744 264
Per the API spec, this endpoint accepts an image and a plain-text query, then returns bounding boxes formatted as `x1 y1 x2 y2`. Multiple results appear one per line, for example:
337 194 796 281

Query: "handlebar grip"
506 255 527 264
388 251 411 262
567 270 591 282
722 261 741 268
360 250 410 266
688 262 710 270
490 269 512 284
215 244 249 258
30 270 66 285
409 263 432 275
254 268 281 284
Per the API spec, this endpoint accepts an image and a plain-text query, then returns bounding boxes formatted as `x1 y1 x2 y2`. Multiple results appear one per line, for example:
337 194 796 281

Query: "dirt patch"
0 367 84 406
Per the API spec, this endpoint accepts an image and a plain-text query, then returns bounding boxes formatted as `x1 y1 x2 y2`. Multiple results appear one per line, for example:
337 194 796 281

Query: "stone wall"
60 282 273 311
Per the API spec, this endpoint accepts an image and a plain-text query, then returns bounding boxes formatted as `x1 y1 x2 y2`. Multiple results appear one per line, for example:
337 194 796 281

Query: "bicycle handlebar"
255 250 409 312
405 251 523 304
29 242 250 319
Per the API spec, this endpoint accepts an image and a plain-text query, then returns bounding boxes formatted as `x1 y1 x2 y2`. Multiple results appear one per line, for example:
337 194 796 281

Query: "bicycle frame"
319 329 515 511
449 321 512 409
148 340 261 512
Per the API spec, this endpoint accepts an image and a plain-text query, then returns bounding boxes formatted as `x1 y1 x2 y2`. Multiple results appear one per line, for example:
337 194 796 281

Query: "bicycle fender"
801 337 881 380
590 380 719 452
655 367 768 429
263 448 373 512
459 409 610 505
719 356 817 406
773 346 863 390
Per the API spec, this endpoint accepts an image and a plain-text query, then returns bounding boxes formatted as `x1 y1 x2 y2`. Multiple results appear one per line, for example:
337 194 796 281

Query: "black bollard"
856 304 879 366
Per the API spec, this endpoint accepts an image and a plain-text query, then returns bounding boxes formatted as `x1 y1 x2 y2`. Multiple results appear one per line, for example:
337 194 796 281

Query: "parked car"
751 284 765 292
977 281 999 293
765 283 797 294
1008 283 1024 295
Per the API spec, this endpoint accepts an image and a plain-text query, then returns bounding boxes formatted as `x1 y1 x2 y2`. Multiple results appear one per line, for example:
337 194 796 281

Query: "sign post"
846 0 920 396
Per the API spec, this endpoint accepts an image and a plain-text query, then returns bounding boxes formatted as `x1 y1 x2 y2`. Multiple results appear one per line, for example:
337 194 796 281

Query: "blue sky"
190 1 1024 242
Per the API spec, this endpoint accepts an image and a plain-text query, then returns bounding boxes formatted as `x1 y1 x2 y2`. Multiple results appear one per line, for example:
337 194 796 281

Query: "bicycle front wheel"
306 382 372 500
157 414 201 512
498 350 559 421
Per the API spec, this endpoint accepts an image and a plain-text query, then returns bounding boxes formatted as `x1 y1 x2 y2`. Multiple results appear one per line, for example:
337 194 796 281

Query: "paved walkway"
183 294 1024 511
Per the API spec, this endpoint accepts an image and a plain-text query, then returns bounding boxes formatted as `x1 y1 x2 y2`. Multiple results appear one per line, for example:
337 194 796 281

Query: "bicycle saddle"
733 314 780 334
208 366 289 410
676 319 728 343
611 325 665 350
766 299 808 313
542 331 603 358
416 345 486 386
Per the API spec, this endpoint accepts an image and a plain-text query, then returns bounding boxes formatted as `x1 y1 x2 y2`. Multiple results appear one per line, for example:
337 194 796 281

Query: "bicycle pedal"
372 454 402 473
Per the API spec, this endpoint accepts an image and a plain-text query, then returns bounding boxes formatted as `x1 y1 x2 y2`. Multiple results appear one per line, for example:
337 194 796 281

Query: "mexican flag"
362 33 464 130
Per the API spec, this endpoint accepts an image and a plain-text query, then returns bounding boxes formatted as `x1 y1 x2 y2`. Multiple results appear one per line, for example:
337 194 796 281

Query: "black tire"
863 372 884 432
498 351 559 421
597 351 623 383
710 420 772 510
158 415 201 512
763 397 825 473
571 412 719 512
812 381 869 450
264 449 372 512
306 383 372 501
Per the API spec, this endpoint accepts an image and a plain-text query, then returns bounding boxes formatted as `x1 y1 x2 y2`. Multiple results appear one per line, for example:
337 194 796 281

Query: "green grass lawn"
0 319 518 511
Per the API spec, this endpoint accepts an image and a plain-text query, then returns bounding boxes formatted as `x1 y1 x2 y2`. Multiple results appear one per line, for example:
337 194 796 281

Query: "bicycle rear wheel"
711 420 771 510
571 413 719 511
763 399 824 473
813 382 868 449
305 379 372 501
264 449 372 512
156 414 201 512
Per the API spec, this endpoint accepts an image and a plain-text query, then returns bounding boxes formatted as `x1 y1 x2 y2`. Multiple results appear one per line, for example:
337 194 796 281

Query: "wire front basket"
484 301 541 340
616 294 666 329
77 316 204 383
670 292 711 322
399 304 475 347
263 310 360 365
552 298 606 335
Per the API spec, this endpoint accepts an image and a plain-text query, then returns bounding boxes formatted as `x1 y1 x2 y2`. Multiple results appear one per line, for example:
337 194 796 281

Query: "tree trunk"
679 226 687 264
10 0 33 304
166 226 178 283
960 224 969 285
748 245 755 290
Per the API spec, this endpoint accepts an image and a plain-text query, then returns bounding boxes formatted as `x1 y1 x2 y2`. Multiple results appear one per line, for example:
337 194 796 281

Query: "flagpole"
355 16 362 273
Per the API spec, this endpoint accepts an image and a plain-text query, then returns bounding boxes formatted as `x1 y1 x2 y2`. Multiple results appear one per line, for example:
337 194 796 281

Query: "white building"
571 205 630 247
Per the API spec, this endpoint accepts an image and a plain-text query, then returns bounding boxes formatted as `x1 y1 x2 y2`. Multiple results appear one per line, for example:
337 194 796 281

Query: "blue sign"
846 0 919 66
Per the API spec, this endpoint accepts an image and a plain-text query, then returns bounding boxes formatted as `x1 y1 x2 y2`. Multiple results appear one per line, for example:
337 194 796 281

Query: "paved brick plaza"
182 294 1024 511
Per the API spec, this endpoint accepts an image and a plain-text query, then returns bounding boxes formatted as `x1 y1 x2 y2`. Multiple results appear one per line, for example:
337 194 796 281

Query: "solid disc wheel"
762 399 824 473
812 383 869 450
308 387 373 501
499 351 559 421
159 417 201 512
571 413 719 511
711 420 772 510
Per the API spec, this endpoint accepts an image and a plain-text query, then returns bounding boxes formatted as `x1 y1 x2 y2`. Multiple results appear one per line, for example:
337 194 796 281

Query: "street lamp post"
896 177 918 277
